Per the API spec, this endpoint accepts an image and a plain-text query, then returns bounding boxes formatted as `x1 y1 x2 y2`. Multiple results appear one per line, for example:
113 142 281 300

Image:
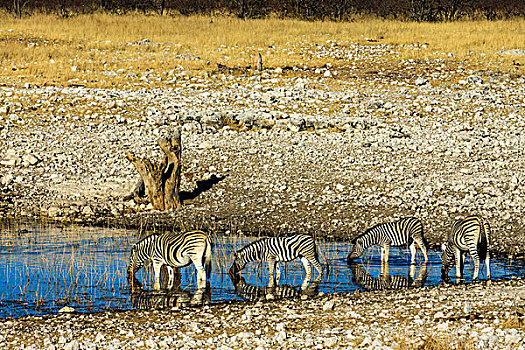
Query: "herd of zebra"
127 215 492 298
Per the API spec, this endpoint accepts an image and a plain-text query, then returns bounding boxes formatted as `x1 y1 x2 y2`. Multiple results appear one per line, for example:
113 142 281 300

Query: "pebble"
323 299 336 311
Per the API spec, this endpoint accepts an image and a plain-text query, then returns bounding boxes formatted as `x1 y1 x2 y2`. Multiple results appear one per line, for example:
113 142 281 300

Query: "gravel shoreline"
1 278 524 350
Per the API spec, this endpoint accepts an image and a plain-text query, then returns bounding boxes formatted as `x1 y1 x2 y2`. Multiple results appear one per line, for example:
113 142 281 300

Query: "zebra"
349 261 428 292
127 230 212 291
348 217 428 264
229 234 323 290
441 215 491 282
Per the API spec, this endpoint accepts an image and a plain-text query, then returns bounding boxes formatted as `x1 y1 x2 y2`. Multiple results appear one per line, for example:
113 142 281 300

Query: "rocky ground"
1 40 525 257
1 278 524 349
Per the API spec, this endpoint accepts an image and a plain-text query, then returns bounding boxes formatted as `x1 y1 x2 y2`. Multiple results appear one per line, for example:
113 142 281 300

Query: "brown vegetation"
0 0 524 21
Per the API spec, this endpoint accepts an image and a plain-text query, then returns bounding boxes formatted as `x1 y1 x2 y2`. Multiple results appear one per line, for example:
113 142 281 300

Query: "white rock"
323 299 335 311
433 311 445 319
64 340 80 350
415 77 428 86
22 153 39 166
59 306 75 313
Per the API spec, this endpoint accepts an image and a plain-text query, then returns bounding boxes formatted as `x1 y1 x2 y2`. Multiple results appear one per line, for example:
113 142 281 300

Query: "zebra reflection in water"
230 275 318 302
131 265 211 309
349 261 428 292
131 286 211 310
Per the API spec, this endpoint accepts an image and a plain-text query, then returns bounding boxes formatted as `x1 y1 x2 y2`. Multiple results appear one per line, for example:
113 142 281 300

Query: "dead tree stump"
126 130 182 211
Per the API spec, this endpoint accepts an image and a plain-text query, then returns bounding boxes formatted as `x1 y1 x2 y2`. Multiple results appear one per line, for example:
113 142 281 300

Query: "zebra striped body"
229 234 323 289
441 215 491 282
127 230 212 290
348 217 428 264
349 261 427 292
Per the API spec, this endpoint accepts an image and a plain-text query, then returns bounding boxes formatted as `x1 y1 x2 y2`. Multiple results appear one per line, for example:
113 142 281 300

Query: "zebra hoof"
441 278 452 286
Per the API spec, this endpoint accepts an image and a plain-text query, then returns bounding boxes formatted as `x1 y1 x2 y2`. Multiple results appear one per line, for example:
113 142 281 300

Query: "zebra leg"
275 263 281 284
192 259 207 289
486 250 491 280
152 259 163 290
309 258 323 282
172 268 182 289
485 232 491 281
454 248 463 279
166 266 174 289
381 260 389 276
469 247 481 281
409 242 417 264
408 264 416 285
268 258 276 288
382 244 390 263
300 257 312 290
415 238 429 263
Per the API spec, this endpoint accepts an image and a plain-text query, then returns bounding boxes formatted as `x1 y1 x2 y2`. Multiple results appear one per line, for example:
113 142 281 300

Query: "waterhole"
0 223 523 318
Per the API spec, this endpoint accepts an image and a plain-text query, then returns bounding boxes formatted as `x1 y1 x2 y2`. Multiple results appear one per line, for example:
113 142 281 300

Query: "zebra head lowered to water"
441 215 491 282
127 230 212 291
229 234 323 290
347 217 428 264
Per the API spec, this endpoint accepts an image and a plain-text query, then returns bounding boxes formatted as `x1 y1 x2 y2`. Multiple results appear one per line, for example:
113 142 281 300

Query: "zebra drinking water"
127 230 212 290
348 217 428 264
229 234 323 290
441 215 491 282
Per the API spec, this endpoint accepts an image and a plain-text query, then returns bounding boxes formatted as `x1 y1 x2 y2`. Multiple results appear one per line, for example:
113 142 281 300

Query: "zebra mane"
138 232 160 243
236 238 268 254
131 233 160 253
353 222 384 243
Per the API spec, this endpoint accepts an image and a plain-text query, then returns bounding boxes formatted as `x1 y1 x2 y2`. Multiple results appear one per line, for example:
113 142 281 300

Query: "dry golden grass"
0 13 523 87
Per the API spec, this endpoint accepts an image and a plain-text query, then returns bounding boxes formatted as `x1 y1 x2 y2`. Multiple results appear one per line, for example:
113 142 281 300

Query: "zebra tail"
478 224 488 262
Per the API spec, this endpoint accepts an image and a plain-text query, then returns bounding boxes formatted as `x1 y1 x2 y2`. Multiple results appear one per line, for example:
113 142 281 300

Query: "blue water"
0 223 523 318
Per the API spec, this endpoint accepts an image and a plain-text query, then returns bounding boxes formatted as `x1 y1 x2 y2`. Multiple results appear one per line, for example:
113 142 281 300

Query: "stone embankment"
1 41 525 257
1 278 524 349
